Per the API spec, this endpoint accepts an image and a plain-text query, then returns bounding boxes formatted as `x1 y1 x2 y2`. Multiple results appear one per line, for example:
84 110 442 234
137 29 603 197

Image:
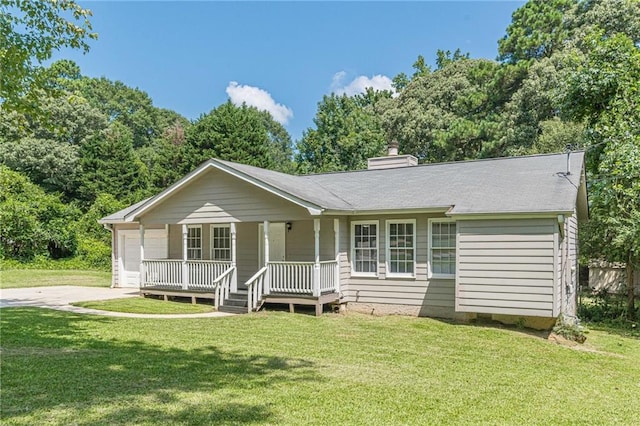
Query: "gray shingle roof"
101 152 585 223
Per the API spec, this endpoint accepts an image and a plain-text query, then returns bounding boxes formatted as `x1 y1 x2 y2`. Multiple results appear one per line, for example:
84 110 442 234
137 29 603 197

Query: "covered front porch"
136 219 341 314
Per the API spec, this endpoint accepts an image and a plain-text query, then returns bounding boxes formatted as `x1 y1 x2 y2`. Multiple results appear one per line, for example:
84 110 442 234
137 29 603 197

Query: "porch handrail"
319 260 338 293
187 260 232 290
142 259 183 288
246 266 268 312
213 266 236 310
269 262 314 294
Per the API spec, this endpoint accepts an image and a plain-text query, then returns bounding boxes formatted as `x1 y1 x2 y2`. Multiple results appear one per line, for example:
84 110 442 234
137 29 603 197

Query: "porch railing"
319 260 338 293
246 266 268 312
142 259 182 288
141 259 231 291
188 260 232 290
269 261 314 294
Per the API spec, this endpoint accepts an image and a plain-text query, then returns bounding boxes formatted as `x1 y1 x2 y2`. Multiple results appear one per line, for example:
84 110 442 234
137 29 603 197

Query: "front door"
258 222 286 266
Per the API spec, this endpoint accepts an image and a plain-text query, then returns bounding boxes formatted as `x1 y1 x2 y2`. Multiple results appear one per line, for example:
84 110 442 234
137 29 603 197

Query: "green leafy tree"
498 0 577 63
79 122 150 204
383 59 503 163
0 0 97 111
184 101 293 173
296 89 391 173
0 137 80 195
0 166 79 259
565 32 640 319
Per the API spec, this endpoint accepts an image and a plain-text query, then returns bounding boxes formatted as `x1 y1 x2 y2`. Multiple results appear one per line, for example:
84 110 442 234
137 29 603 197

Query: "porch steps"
218 292 249 314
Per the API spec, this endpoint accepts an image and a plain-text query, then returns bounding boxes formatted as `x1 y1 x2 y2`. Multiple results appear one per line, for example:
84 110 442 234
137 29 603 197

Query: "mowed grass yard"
1 308 639 425
0 269 111 289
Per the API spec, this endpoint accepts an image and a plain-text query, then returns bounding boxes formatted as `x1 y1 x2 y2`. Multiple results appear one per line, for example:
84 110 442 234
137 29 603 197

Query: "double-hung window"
210 224 231 261
351 221 378 276
429 219 456 278
386 219 416 277
186 225 202 260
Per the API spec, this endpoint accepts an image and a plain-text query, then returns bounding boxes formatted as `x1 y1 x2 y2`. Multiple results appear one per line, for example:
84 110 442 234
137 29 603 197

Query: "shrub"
75 237 111 270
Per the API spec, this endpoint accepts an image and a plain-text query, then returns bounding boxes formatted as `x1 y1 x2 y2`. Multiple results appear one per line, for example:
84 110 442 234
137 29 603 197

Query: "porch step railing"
246 266 268 312
214 266 236 310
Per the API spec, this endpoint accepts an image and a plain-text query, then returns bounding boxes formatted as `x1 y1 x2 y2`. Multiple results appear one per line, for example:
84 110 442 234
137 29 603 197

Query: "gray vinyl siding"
236 222 258 285
140 168 312 225
344 214 455 315
456 218 556 317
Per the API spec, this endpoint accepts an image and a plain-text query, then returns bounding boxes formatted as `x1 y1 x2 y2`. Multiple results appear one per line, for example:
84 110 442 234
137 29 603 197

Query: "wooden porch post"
182 224 188 290
230 222 237 293
313 218 321 297
139 224 145 288
263 220 270 295
334 218 340 294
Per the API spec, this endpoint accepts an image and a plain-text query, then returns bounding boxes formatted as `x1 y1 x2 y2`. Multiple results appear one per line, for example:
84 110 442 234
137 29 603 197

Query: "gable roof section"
100 151 586 224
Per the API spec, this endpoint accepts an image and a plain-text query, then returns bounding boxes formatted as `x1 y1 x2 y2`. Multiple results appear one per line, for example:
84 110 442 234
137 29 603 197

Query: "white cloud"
331 72 394 96
225 81 293 125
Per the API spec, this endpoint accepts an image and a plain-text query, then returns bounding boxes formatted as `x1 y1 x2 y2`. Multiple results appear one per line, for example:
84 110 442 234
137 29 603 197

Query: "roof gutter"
322 207 452 216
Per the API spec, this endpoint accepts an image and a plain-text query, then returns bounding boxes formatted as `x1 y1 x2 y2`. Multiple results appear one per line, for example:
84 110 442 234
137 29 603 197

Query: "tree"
498 0 578 63
0 166 79 260
0 137 80 195
70 77 163 148
296 89 390 173
79 122 150 205
0 0 97 111
565 32 640 319
382 59 503 163
184 101 294 173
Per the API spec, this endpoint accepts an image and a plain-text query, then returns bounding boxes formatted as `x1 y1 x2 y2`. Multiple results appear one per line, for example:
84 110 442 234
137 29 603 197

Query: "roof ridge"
303 151 585 177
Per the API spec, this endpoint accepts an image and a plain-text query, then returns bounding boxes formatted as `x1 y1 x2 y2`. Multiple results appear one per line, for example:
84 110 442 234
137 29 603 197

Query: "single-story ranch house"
100 148 588 327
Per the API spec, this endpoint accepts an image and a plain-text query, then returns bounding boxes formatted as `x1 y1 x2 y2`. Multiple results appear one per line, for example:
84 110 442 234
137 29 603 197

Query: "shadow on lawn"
0 308 321 424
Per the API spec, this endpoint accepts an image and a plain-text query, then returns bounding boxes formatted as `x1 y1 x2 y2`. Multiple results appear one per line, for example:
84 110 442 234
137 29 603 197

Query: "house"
588 261 640 295
100 148 588 327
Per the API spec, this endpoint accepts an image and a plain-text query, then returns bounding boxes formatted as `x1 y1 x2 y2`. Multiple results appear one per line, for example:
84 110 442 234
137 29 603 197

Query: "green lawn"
0 269 111 289
73 297 214 314
1 309 639 425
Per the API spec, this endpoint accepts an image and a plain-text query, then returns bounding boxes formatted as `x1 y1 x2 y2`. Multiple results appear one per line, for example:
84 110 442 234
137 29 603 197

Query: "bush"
75 237 111 270
1 255 106 271
578 289 640 333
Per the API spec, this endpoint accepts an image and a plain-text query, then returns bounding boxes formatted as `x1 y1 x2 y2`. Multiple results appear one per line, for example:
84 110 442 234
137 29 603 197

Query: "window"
210 224 231 261
386 220 415 277
429 219 456 278
187 225 202 260
351 221 378 276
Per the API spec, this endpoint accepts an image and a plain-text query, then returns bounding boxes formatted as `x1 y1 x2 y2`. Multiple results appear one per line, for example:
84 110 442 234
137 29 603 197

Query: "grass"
0 269 111 289
73 297 214 314
1 309 639 425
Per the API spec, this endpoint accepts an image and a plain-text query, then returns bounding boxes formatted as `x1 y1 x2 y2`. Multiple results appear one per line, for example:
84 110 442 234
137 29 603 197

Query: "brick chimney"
367 140 418 170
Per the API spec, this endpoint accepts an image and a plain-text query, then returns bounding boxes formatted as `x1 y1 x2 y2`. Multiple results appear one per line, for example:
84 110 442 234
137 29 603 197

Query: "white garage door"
119 229 168 288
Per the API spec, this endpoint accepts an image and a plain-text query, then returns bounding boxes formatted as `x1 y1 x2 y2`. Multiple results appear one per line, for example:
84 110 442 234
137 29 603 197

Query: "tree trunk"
627 253 636 321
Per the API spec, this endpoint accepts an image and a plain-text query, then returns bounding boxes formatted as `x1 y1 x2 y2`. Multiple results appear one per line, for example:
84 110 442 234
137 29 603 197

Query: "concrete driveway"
0 286 233 318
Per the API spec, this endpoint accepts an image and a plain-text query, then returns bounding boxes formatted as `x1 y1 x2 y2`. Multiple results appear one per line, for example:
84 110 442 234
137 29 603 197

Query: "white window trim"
187 224 202 260
350 220 379 277
385 219 416 278
428 218 456 280
210 224 231 261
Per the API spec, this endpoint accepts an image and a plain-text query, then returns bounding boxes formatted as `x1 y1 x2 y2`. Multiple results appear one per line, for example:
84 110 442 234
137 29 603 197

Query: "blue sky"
55 1 525 141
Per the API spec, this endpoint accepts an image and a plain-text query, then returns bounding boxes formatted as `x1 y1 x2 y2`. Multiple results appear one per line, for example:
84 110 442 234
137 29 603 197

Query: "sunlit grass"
73 297 214 314
1 309 639 425
0 269 111 289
